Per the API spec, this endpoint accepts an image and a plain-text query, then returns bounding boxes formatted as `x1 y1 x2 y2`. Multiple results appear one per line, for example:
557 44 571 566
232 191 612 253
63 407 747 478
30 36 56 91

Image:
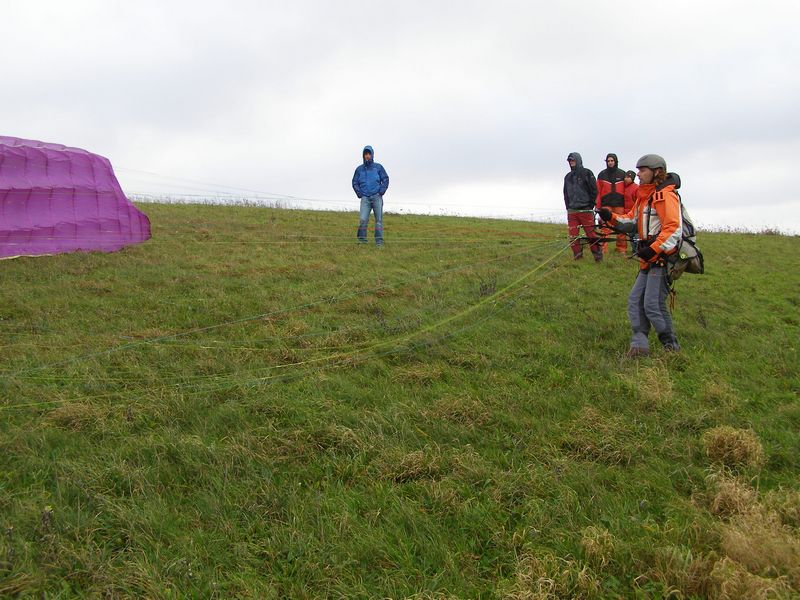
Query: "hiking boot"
625 347 649 358
658 333 680 351
573 253 584 260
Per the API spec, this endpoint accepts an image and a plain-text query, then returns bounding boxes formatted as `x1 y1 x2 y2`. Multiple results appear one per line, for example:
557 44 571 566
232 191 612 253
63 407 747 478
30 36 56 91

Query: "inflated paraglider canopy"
0 136 151 259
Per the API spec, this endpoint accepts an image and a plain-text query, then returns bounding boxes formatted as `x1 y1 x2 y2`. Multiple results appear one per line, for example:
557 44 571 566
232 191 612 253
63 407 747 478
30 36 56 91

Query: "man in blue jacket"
352 145 389 246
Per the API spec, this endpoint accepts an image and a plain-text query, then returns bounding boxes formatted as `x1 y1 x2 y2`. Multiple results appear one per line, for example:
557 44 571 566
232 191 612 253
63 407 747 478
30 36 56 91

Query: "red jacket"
595 167 626 208
622 181 638 212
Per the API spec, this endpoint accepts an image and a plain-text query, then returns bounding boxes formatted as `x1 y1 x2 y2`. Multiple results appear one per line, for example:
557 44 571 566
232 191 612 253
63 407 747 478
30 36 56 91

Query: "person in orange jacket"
598 154 682 356
595 153 627 254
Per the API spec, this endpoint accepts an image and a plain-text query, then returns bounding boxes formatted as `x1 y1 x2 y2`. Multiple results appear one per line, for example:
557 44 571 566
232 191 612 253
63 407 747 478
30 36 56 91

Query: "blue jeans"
627 266 679 350
357 194 383 245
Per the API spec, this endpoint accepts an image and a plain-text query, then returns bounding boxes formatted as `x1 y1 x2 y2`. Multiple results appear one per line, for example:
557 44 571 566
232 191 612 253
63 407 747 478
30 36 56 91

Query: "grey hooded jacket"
563 152 598 210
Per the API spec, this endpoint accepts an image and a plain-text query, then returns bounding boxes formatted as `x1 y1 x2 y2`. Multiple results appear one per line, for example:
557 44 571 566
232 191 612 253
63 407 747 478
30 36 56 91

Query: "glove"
597 208 613 222
636 246 658 262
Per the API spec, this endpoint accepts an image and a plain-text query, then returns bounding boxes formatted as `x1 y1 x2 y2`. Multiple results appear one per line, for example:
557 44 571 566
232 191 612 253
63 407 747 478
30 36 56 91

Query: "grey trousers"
627 266 679 350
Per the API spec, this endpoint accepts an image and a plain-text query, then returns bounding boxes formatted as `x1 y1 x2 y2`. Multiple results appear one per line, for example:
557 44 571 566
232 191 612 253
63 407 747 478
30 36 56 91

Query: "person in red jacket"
616 170 639 252
598 154 682 356
622 170 638 212
596 153 627 254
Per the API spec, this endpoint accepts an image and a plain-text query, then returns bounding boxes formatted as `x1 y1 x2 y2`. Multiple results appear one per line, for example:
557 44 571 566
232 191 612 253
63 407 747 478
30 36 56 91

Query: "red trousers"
567 211 601 258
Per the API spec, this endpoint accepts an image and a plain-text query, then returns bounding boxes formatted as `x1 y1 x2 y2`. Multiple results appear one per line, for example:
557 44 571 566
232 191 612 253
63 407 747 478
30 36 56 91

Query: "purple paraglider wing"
0 136 151 259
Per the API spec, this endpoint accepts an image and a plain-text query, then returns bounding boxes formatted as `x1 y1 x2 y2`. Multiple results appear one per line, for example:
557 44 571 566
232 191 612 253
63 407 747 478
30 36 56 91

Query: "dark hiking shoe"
658 333 680 352
573 254 584 260
625 347 649 358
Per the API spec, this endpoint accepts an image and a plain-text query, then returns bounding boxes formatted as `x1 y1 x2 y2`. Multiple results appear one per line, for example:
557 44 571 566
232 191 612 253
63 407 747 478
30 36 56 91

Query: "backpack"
646 187 705 283
667 197 704 282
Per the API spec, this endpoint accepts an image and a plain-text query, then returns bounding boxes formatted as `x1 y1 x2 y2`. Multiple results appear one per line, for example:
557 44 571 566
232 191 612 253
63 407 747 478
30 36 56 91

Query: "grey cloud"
3 1 800 231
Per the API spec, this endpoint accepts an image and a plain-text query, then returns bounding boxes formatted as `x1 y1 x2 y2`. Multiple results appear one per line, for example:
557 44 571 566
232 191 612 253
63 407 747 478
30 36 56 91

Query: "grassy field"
1 203 798 598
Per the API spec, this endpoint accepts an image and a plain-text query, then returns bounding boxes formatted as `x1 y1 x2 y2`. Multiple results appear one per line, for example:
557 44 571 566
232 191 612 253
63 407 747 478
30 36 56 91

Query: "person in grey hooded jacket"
563 152 602 261
352 145 389 246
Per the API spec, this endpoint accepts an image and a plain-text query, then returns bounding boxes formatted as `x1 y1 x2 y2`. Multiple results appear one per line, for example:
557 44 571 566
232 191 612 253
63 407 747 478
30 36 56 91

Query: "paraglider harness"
639 191 704 284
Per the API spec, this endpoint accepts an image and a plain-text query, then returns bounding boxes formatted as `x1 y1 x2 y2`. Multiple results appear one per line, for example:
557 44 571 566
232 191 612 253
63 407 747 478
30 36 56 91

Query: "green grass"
1 203 798 598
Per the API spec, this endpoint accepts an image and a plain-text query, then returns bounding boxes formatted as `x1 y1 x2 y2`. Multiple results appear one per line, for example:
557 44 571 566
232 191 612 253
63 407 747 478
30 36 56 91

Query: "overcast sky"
4 1 800 232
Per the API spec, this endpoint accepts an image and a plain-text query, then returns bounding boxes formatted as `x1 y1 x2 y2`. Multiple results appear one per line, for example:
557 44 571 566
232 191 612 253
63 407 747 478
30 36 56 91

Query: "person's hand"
636 246 657 262
597 207 612 222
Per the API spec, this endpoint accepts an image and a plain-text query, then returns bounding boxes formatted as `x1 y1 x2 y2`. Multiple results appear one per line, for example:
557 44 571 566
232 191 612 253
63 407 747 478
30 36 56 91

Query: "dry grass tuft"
308 424 365 454
702 426 765 468
421 480 463 517
706 471 759 518
424 395 492 428
580 526 615 568
504 552 600 600
392 362 445 386
763 488 800 529
443 351 490 370
276 424 365 461
378 447 445 483
0 574 36 597
710 557 793 600
46 402 107 431
637 546 715 599
720 510 800 584
400 592 461 600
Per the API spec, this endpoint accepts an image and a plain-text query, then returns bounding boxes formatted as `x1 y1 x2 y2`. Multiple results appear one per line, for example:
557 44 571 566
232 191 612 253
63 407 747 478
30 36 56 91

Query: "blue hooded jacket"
352 145 389 198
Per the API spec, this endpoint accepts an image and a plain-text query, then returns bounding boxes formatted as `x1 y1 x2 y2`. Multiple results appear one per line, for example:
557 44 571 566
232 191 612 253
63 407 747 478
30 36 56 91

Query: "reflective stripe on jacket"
595 167 626 208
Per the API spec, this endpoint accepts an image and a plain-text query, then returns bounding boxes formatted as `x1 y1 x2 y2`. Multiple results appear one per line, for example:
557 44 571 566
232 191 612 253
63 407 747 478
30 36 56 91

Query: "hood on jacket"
567 152 583 170
658 172 681 190
606 153 619 168
363 145 374 165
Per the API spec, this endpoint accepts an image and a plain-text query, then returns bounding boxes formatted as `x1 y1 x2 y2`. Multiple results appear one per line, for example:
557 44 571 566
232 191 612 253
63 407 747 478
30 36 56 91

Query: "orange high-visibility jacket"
610 176 683 268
